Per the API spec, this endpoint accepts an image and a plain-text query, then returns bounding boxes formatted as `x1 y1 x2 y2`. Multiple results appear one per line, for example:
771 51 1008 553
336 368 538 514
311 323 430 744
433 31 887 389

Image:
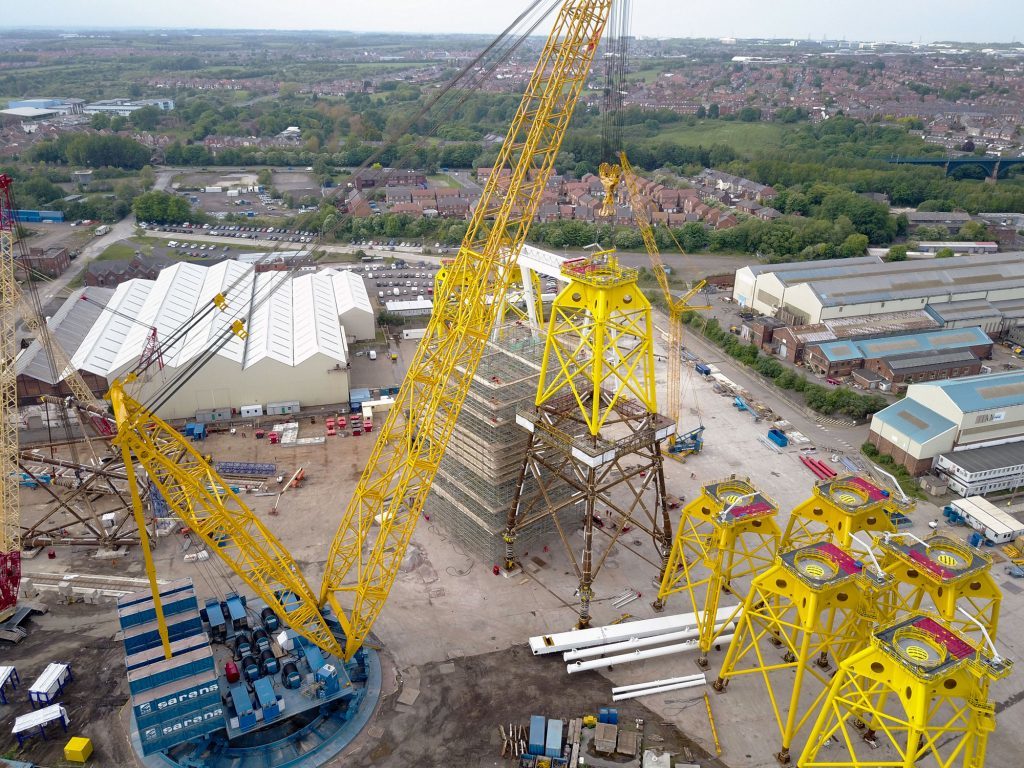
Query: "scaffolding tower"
783 474 902 552
504 251 674 628
800 613 1012 768
877 533 1001 641
654 476 780 668
424 324 573 563
713 541 892 764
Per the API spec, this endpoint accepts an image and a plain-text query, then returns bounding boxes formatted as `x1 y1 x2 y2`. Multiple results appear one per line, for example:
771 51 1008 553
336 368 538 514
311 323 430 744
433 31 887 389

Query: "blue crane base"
125 588 383 768
129 648 380 768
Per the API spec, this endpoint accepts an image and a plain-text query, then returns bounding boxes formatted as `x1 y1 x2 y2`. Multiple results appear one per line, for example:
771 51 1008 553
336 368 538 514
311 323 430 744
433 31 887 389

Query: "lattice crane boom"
108 381 345 658
0 175 22 619
319 0 614 659
618 152 709 441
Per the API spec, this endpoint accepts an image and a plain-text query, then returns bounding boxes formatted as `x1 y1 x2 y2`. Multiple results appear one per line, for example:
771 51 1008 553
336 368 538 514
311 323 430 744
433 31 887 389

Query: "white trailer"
952 496 1024 544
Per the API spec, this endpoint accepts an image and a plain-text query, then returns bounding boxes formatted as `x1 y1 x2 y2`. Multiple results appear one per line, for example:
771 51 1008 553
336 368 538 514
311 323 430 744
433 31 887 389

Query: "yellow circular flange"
793 552 838 580
893 628 947 670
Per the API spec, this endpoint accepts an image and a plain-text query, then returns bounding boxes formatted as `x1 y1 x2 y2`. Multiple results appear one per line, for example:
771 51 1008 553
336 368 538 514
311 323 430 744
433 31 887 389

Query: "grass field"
651 120 788 153
95 242 141 262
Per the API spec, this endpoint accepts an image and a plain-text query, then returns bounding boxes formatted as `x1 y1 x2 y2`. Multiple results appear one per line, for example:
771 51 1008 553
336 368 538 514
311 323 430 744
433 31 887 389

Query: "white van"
369 350 377 360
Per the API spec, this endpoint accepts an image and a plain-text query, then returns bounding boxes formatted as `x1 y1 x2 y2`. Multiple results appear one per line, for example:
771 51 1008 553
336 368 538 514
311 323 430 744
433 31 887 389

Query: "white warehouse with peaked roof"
70 261 374 420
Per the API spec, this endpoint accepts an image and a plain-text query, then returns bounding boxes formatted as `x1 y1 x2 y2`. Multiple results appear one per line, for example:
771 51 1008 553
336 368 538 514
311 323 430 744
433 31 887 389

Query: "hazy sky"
5 1 1022 43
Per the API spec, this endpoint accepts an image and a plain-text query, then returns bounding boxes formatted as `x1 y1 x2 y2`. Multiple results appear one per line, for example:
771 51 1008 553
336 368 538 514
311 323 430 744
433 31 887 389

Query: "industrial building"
869 369 1024 475
934 442 1024 497
69 261 375 420
948 496 1024 544
384 298 433 317
16 246 71 279
803 326 992 386
733 252 1024 333
6 97 84 114
767 309 940 362
15 286 113 404
83 98 175 116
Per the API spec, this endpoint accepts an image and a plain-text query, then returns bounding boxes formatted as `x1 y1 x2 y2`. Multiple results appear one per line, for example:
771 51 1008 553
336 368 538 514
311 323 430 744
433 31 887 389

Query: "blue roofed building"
869 370 1024 477
804 326 992 387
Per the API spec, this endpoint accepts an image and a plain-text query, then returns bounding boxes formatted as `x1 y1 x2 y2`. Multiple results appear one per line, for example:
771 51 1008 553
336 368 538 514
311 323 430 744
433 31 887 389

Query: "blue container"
528 715 546 756
545 718 563 758
969 531 984 548
607 708 618 725
598 707 609 724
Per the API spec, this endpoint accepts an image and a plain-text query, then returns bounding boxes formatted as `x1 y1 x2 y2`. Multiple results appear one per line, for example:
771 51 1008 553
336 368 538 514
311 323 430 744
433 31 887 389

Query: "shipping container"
529 715 546 756
240 404 264 418
267 401 301 416
545 718 563 758
195 407 232 424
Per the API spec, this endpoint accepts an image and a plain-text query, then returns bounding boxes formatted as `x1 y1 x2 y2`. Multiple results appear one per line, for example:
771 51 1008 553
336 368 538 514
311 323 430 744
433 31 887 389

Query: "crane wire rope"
128 3 565 411
130 0 563 411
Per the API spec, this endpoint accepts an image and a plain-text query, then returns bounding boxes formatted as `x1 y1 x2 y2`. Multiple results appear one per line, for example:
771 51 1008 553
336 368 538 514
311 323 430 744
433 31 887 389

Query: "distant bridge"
888 155 1024 180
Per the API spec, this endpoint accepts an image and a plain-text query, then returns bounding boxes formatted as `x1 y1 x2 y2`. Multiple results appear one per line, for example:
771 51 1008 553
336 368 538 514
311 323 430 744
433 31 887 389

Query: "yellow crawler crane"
712 540 892 764
877 533 1001 641
109 1 616 663
618 152 709 455
319 0 614 658
800 613 1011 768
109 382 343 659
782 473 902 552
653 476 780 668
0 175 21 621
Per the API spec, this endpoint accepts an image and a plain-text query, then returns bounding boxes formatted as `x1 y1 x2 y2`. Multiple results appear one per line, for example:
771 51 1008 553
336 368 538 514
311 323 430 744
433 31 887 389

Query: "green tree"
708 103 720 119
839 233 869 257
696 105 707 119
935 247 955 258
132 191 196 224
130 106 162 131
257 168 273 187
886 244 909 262
956 220 990 241
90 112 111 130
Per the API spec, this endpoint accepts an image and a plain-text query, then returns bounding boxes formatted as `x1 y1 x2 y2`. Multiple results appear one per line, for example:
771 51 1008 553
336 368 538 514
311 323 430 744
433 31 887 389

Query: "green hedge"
686 314 889 422
860 442 925 499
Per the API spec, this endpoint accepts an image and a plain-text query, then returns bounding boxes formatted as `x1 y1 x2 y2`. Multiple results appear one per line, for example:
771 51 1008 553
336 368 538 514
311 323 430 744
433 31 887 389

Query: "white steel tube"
612 678 706 702
612 674 706 694
563 622 734 662
566 634 736 674
529 605 736 655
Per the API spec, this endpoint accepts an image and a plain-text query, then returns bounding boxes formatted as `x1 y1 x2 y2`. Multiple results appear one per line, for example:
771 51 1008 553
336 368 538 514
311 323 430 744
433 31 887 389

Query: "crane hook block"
213 293 228 311
230 319 249 340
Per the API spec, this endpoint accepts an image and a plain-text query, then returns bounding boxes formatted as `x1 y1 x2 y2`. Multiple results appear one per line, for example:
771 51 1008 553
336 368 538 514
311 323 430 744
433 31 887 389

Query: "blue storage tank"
528 715 546 756
598 707 609 724
607 708 618 725
545 718 563 758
